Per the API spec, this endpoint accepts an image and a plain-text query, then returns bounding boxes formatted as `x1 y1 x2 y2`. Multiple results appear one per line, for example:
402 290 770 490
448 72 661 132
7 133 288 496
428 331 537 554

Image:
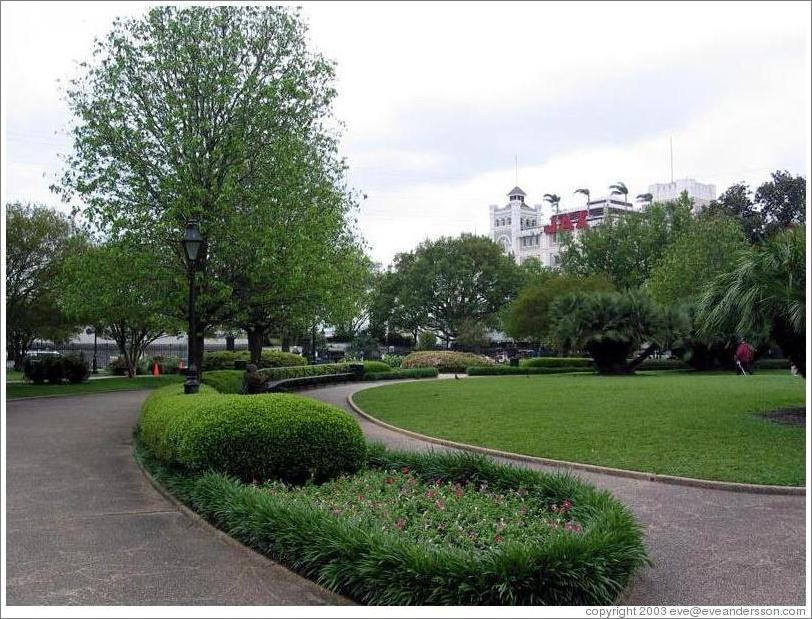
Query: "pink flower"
494 534 504 543
560 499 573 513
519 505 528 516
402 467 410 475
395 518 406 530
425 489 437 499
434 499 446 511
454 486 464 498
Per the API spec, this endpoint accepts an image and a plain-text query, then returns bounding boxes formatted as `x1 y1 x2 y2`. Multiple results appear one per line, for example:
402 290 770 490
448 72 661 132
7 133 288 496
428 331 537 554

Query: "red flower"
494 535 504 543
454 486 464 498
402 467 410 475
395 518 406 530
435 499 446 511
560 499 573 514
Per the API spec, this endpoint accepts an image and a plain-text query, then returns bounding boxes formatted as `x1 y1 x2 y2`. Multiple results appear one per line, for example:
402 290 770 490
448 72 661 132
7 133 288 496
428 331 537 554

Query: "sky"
2 1 810 266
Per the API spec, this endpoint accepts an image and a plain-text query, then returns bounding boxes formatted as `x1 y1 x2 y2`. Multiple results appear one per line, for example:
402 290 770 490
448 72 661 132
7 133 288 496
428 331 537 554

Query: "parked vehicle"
24 349 63 360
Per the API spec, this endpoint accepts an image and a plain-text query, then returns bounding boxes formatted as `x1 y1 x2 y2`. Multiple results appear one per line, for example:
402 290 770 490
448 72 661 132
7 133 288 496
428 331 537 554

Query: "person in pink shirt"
735 339 755 375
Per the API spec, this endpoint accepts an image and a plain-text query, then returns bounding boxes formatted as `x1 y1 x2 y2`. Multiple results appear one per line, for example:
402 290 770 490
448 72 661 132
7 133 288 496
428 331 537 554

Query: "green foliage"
151 356 182 374
416 331 437 350
201 370 246 395
138 440 648 605
754 359 792 370
364 368 439 381
453 318 491 351
520 357 594 368
381 354 405 368
551 291 689 374
698 226 805 375
139 385 366 484
360 361 391 374
376 235 522 343
5 203 81 369
202 350 307 371
646 214 748 305
467 366 593 376
559 198 693 289
637 359 690 371
22 357 49 384
344 331 381 360
504 273 615 344
62 354 91 384
7 375 184 399
402 351 496 373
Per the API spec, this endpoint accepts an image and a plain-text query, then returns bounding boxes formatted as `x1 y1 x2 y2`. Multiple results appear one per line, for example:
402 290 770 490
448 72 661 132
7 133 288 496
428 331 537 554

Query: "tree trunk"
626 343 657 373
247 326 264 365
281 330 290 352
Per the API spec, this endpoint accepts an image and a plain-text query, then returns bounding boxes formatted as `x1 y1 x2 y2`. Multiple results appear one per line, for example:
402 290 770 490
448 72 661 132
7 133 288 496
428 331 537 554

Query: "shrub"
138 442 648 605
417 331 437 350
361 360 391 374
62 354 90 383
22 357 48 384
202 350 307 371
364 368 439 380
402 350 495 373
107 356 146 375
755 358 792 370
201 370 245 394
520 357 593 368
637 359 689 371
467 366 593 376
43 356 66 384
139 385 366 484
151 355 182 374
382 354 405 368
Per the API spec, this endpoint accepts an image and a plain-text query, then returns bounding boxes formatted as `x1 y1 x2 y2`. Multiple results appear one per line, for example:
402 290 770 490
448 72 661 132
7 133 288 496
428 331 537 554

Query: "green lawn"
6 375 184 399
6 370 24 382
353 372 806 486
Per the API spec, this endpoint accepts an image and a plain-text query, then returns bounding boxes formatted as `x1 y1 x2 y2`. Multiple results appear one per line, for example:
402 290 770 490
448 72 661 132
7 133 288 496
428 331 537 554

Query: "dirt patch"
762 408 806 427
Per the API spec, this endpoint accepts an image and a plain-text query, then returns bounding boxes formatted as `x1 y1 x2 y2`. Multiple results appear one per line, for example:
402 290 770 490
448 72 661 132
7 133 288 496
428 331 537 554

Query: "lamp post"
182 220 206 394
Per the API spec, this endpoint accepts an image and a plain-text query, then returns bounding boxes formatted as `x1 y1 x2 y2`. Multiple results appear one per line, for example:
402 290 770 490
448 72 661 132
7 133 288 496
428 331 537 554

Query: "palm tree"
543 193 561 242
609 182 629 209
574 188 590 206
635 193 653 207
698 226 805 376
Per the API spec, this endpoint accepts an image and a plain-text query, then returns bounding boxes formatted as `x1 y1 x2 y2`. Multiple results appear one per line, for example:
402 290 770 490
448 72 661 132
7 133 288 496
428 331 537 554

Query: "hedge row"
467 366 594 376
202 349 308 371
402 351 495 373
139 385 366 484
520 357 593 368
364 368 439 381
638 359 690 371
755 359 792 370
23 355 90 384
137 440 648 605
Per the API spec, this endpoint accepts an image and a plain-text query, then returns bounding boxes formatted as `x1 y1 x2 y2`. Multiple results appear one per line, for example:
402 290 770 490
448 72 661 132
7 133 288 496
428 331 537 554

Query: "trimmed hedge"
22 354 90 384
520 357 593 368
402 351 495 373
201 370 245 394
358 360 391 374
364 368 439 381
467 366 594 376
139 385 366 484
136 441 648 605
755 359 792 370
637 359 690 371
202 349 308 371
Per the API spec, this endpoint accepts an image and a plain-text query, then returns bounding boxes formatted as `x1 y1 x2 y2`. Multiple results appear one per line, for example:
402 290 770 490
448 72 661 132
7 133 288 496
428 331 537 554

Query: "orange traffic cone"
152 361 160 377
178 359 185 371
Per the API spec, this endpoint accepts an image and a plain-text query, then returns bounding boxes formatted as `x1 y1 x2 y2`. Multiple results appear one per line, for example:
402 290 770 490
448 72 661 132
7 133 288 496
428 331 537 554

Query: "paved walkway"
6 392 346 605
304 381 807 606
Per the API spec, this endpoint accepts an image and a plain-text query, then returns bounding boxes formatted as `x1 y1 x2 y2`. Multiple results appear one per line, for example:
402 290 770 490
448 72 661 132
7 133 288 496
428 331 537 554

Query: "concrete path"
304 381 807 606
5 392 346 606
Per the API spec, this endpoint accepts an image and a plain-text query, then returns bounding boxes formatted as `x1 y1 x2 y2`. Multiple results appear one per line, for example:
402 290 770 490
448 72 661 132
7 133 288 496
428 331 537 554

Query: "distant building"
647 178 716 210
490 187 629 267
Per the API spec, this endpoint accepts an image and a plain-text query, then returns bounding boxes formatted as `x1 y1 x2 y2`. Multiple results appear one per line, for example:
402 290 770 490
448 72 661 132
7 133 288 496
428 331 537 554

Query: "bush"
520 357 593 368
107 356 146 375
364 368 439 380
637 359 689 371
755 358 792 370
382 354 405 368
138 443 648 605
139 385 366 484
201 370 245 394
417 331 437 350
467 366 593 376
62 354 90 383
202 350 307 371
43 356 66 384
402 350 495 373
22 357 48 384
361 360 391 374
151 355 182 374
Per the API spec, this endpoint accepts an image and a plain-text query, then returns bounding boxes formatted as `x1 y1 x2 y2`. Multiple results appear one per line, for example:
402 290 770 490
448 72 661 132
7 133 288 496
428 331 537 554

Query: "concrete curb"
347 392 806 496
132 451 352 605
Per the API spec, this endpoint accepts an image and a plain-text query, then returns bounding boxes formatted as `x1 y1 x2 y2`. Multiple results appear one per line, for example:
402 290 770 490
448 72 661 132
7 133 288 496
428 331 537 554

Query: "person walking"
735 339 755 375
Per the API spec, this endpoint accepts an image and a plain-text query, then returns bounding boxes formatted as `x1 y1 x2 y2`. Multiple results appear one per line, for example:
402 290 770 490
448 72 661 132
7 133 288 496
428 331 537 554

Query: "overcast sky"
2 1 809 265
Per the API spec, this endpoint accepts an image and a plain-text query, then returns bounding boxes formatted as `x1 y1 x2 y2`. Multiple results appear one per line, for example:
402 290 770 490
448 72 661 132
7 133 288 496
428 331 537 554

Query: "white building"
490 187 630 267
647 178 716 210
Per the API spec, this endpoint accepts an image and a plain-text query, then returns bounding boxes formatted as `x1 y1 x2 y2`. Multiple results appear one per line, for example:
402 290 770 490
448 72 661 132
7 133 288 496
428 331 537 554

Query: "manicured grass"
6 370 24 382
6 375 184 398
353 372 806 486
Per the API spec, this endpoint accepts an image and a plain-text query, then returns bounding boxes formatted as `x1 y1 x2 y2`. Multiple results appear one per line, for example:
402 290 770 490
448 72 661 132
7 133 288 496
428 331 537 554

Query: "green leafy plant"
520 357 593 368
62 354 90 384
402 351 495 373
202 350 307 371
139 385 366 484
364 368 438 381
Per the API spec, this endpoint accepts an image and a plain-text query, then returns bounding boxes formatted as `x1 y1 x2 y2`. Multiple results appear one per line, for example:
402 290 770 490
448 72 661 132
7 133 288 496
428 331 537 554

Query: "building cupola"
507 186 526 203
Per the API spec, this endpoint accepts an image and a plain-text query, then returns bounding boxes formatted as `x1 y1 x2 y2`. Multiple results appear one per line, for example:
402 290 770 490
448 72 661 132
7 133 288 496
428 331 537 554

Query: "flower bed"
136 433 648 605
402 350 495 373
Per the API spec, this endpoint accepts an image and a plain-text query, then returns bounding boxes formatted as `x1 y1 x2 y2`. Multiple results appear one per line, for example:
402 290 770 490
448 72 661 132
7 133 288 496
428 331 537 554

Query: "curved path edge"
347 391 806 496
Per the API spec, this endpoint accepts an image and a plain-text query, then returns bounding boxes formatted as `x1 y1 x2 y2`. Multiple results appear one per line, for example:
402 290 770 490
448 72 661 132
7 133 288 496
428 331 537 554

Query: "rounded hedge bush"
360 360 391 374
139 385 366 484
202 350 307 371
401 350 495 373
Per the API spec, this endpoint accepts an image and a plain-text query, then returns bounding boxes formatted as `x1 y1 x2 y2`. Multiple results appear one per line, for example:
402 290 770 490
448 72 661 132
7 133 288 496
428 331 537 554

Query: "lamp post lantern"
182 220 206 394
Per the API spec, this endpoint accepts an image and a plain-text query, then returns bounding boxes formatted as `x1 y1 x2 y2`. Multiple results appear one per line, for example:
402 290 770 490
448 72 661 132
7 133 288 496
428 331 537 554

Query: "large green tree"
698 226 805 376
59 239 180 376
559 195 694 289
380 235 522 346
5 203 81 369
57 6 345 369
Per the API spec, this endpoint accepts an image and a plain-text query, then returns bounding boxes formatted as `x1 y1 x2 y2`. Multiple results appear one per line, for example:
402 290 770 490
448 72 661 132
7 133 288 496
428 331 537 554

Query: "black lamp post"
182 220 206 394
85 327 98 374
